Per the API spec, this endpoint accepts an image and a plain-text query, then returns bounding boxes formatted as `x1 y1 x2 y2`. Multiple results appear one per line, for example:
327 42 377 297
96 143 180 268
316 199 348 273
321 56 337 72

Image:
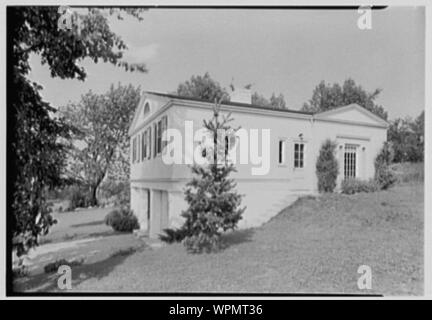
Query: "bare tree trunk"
89 184 98 207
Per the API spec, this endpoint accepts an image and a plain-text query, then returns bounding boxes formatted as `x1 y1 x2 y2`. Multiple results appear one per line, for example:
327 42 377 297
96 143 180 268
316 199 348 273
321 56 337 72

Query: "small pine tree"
316 139 339 192
179 99 245 253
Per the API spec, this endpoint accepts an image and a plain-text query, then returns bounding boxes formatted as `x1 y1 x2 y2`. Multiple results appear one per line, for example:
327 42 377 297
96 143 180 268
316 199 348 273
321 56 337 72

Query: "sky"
28 6 425 120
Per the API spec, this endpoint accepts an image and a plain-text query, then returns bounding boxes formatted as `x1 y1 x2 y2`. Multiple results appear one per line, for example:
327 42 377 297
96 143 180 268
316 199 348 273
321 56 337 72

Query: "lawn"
14 181 423 295
13 206 145 292
72 182 422 295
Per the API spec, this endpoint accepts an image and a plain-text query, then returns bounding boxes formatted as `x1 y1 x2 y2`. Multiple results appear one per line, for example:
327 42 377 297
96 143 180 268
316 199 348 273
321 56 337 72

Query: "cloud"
124 43 160 63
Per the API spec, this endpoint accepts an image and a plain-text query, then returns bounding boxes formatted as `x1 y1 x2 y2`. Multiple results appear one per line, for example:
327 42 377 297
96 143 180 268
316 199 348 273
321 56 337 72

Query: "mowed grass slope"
75 183 423 295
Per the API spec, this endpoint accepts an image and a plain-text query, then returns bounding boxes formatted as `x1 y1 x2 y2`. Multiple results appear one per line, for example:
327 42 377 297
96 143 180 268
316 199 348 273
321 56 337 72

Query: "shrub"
375 166 397 190
159 228 190 244
104 207 139 232
316 139 339 193
341 178 379 194
375 142 397 190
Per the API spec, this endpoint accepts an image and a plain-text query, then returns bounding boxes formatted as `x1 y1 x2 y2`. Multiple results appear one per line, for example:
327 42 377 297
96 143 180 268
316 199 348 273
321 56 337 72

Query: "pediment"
314 104 388 128
128 92 171 135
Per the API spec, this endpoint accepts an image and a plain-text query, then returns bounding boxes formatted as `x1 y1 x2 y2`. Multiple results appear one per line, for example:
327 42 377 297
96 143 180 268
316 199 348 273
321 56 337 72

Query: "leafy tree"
388 111 424 162
176 72 229 102
252 92 287 109
161 100 245 253
316 139 339 193
176 73 287 109
62 84 141 206
269 93 287 109
302 79 388 120
413 111 425 160
9 7 146 256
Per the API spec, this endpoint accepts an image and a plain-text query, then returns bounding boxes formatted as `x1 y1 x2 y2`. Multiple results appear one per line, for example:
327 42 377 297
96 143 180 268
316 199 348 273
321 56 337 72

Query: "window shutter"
153 123 157 157
141 132 145 161
137 134 140 163
148 128 152 159
162 116 168 150
132 137 136 163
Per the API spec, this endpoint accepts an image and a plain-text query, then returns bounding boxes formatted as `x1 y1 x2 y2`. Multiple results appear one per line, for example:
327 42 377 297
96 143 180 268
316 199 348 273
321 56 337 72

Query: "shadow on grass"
71 220 105 228
13 247 142 293
87 230 131 238
221 229 255 248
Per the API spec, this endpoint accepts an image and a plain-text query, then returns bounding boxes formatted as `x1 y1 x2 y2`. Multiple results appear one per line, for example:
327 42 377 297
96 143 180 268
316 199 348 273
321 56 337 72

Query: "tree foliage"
302 79 388 120
388 111 424 162
251 92 286 109
9 7 146 256
176 73 287 109
316 139 339 193
176 72 229 102
62 84 141 206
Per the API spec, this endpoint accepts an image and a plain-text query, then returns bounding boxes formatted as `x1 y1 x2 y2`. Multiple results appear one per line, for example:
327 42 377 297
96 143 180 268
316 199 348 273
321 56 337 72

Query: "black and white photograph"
2 1 430 300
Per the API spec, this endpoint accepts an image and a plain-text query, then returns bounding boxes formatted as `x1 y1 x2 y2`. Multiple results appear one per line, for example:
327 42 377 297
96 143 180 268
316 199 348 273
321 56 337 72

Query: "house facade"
129 90 388 238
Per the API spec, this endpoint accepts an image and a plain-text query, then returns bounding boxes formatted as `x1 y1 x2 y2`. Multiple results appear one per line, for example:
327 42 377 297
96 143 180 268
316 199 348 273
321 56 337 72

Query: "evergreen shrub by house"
341 178 379 194
105 207 139 232
374 142 397 190
159 100 245 253
316 139 339 193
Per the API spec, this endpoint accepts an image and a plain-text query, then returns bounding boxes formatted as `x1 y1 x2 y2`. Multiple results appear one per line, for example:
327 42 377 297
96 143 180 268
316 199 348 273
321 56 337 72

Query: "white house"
128 89 388 238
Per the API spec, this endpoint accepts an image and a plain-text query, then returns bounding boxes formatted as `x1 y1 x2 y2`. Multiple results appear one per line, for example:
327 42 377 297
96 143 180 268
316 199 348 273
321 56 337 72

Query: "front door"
344 144 358 179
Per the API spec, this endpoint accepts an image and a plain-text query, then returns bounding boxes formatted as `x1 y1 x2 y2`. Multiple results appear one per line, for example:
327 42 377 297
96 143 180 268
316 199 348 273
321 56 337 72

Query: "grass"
15 163 423 295
73 183 423 295
13 206 144 292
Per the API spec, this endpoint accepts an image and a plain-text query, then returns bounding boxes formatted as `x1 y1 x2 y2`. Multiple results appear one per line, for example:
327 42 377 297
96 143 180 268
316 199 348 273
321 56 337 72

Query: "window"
150 116 168 158
344 144 357 179
278 140 285 164
144 103 150 116
294 143 304 168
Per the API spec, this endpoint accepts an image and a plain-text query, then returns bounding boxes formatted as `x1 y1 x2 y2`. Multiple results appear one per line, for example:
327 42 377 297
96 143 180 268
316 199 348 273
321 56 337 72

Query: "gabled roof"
145 91 314 116
129 93 389 136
